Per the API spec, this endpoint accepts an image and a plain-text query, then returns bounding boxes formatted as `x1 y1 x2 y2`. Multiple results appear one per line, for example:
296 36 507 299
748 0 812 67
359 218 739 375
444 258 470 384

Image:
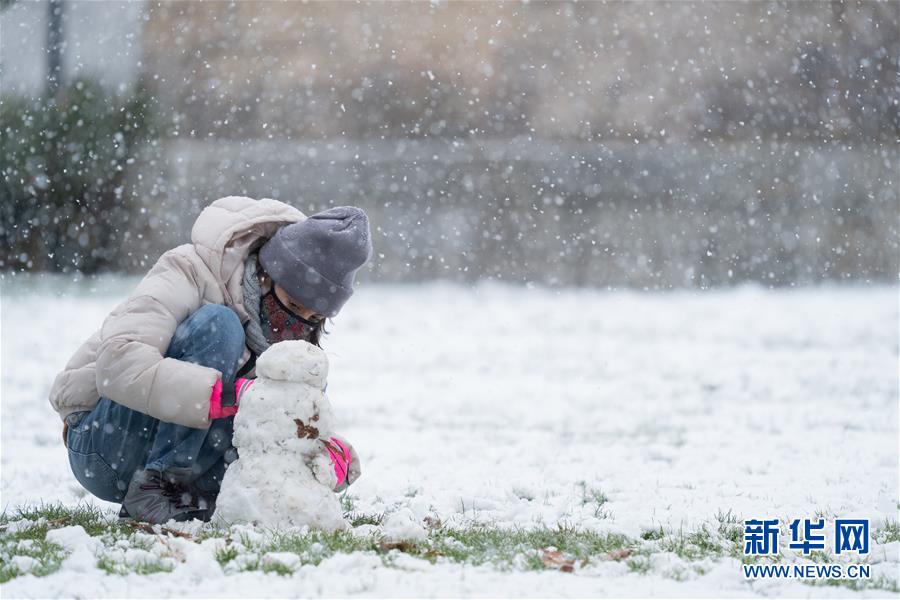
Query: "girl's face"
272 284 326 324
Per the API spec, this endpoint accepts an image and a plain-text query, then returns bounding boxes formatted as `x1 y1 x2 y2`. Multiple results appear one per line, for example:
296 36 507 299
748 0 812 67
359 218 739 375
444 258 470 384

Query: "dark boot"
195 492 217 519
121 468 209 524
119 485 217 523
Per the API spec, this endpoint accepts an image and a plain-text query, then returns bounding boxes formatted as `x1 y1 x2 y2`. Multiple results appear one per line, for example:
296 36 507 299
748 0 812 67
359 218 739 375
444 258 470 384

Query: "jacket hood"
191 196 306 319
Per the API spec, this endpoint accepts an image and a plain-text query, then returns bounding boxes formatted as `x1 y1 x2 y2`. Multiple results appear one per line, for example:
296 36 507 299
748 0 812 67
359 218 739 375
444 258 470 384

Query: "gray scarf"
241 252 270 359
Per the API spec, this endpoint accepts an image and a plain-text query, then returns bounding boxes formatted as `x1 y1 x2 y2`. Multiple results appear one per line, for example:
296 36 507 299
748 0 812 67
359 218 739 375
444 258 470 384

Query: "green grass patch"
211 523 637 575
0 538 69 583
713 509 744 558
5 501 891 586
266 529 378 566
659 524 728 560
96 553 174 576
641 526 666 541
348 511 384 527
339 493 356 513
627 556 652 574
214 545 241 566
0 501 150 582
0 501 121 582
261 560 294 576
0 502 728 583
576 481 611 519
434 524 632 568
875 519 900 544
804 574 900 594
2 502 112 538
339 493 384 527
646 511 745 562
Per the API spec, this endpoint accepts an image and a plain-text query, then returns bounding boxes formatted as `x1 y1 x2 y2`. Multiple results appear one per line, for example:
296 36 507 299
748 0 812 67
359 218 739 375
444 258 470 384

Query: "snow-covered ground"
1 276 897 597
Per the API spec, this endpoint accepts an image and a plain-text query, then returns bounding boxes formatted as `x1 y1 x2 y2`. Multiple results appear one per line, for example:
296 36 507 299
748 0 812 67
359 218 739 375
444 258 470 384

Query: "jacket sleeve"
49 329 102 420
95 249 220 429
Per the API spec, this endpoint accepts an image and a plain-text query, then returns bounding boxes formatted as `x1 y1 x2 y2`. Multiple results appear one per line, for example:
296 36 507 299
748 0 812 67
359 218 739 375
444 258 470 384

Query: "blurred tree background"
1 0 897 287
1 80 159 272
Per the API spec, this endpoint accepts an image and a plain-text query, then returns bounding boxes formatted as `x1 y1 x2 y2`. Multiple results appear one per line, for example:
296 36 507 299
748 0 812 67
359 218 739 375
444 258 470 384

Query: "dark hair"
309 318 328 348
258 268 328 348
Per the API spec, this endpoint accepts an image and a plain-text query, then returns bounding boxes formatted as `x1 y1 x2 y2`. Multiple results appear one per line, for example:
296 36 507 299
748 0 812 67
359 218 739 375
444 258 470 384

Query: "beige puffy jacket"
49 196 305 430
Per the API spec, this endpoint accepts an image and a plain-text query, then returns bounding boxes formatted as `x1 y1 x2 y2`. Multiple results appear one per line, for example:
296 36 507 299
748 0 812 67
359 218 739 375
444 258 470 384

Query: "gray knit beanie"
259 206 373 318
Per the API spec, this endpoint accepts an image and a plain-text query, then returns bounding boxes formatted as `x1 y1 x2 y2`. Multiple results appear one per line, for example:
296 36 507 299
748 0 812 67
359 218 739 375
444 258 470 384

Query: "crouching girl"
49 197 369 524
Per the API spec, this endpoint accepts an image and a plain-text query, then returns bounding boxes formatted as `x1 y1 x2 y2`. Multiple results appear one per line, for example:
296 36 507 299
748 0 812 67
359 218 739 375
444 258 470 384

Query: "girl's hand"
323 435 361 492
208 378 254 420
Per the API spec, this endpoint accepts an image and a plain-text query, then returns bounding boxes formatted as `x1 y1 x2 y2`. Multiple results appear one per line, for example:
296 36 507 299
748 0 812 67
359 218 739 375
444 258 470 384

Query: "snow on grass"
1 275 897 597
1 501 898 595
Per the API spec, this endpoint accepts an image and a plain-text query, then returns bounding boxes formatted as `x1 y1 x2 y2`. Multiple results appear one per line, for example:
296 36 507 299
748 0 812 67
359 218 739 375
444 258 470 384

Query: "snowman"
213 340 353 530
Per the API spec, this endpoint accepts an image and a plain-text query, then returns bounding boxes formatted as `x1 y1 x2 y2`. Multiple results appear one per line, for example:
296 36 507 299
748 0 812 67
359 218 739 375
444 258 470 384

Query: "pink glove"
322 435 361 492
208 378 254 420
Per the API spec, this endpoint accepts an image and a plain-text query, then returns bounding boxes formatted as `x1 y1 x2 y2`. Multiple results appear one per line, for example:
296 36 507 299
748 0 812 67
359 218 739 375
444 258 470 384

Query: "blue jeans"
66 304 246 503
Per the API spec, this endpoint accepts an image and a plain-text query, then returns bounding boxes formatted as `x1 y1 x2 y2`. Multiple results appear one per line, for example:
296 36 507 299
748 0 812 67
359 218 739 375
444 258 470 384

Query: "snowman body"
212 340 346 530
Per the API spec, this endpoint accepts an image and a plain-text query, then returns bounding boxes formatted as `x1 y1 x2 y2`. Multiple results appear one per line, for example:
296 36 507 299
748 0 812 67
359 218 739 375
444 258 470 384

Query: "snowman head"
255 340 329 389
